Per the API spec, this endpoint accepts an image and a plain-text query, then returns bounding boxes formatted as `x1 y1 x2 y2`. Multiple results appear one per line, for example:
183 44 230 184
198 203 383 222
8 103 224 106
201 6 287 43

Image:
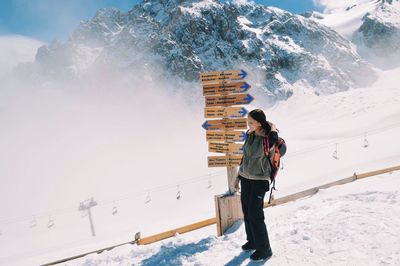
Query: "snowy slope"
310 1 380 38
310 0 400 68
64 170 400 265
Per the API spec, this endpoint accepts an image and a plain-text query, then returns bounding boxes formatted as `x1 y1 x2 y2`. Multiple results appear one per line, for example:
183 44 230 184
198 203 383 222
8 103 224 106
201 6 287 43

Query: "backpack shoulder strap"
263 134 270 157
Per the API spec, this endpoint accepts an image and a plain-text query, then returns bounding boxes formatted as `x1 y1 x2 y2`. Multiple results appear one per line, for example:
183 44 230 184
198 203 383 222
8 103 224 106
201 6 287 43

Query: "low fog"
0 37 213 235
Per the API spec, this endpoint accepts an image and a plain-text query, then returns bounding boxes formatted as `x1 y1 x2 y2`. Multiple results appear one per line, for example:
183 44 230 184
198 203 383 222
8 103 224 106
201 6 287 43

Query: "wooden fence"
136 164 400 245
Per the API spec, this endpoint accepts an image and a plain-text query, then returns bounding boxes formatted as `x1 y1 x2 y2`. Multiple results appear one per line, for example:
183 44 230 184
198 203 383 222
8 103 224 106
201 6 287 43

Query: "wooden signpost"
200 69 254 236
205 93 254 107
203 81 251 96
208 142 243 154
204 106 248 119
208 155 243 167
202 118 247 131
201 69 247 84
206 131 247 142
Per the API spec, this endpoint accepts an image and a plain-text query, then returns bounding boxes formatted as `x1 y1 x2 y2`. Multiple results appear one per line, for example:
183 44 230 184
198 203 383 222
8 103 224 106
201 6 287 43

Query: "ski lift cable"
0 170 225 225
2 122 400 227
287 122 400 157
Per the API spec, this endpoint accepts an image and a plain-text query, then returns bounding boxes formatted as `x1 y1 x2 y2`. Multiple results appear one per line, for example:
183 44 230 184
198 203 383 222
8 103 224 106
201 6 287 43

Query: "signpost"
206 131 247 142
200 69 254 236
208 155 243 167
202 118 247 131
208 142 243 154
201 69 247 84
203 81 251 96
204 106 248 119
205 93 254 107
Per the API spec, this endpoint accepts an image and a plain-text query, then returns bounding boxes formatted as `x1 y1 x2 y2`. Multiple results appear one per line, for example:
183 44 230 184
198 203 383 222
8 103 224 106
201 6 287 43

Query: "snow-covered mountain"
27 0 378 100
309 0 400 69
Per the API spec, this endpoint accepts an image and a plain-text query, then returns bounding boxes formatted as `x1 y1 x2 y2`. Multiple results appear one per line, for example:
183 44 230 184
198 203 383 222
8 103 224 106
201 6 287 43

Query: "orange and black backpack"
263 135 286 203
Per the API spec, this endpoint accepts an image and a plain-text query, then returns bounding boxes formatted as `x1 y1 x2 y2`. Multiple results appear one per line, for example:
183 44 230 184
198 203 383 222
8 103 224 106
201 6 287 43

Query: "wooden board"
264 187 319 208
203 81 251 96
354 165 400 179
204 107 248 118
208 142 243 154
205 93 254 107
201 69 247 84
137 218 216 245
227 166 238 194
202 118 247 131
208 155 243 167
206 131 247 142
214 194 243 236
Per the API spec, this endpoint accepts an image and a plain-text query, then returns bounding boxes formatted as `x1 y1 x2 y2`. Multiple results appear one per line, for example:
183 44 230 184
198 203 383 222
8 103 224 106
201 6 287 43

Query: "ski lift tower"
79 197 98 237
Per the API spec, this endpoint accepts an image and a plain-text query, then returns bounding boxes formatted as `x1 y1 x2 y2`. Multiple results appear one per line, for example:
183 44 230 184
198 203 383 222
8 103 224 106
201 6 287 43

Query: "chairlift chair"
363 138 369 148
112 206 118 215
47 219 54 229
145 192 151 204
176 186 182 200
332 144 339 160
30 218 37 228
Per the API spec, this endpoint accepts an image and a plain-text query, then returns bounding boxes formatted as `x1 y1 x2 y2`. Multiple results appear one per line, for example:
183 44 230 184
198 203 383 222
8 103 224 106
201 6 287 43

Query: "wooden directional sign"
203 81 251 96
208 155 243 167
208 142 243 154
205 106 248 118
205 94 254 107
202 118 247 131
201 69 247 84
206 131 247 142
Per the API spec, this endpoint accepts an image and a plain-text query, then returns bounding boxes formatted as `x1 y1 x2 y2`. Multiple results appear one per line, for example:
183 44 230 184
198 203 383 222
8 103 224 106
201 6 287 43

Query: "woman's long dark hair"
249 109 271 134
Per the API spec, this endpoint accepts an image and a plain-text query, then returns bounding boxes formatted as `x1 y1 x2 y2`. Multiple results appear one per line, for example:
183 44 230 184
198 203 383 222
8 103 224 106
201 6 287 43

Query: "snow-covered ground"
68 170 400 266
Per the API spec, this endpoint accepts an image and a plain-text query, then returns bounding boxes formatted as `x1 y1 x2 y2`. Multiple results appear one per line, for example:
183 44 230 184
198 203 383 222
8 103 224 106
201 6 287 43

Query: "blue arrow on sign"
239 107 248 117
241 132 247 141
240 82 250 92
244 94 254 104
239 69 247 79
202 121 210 130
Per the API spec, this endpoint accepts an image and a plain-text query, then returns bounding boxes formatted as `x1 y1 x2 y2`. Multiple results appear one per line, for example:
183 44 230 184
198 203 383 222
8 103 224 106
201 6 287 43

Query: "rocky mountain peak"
26 0 380 101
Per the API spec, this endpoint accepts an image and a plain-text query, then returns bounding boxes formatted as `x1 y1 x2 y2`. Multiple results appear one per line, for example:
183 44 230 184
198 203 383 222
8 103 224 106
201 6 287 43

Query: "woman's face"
247 115 261 132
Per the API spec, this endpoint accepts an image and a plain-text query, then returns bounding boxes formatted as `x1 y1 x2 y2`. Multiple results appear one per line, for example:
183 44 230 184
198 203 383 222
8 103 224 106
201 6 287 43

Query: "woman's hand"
234 177 240 191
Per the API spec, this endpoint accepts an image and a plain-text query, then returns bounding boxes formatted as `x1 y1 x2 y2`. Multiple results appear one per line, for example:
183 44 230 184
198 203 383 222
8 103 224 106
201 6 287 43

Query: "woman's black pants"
239 175 272 252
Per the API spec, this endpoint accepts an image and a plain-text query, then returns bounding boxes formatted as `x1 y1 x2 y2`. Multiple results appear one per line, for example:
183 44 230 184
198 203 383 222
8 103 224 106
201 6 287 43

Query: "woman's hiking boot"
241 242 256 251
250 249 273 261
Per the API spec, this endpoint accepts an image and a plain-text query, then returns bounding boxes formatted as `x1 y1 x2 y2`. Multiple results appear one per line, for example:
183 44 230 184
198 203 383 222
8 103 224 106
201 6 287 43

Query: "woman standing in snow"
234 109 278 262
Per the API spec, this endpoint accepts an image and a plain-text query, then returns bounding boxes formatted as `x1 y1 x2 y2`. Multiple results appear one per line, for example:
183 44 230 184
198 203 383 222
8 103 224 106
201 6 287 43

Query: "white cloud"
0 35 44 76
313 0 372 13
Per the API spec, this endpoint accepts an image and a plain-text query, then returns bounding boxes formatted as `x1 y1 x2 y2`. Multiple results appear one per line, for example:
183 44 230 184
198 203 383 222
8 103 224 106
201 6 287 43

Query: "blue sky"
0 0 321 42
